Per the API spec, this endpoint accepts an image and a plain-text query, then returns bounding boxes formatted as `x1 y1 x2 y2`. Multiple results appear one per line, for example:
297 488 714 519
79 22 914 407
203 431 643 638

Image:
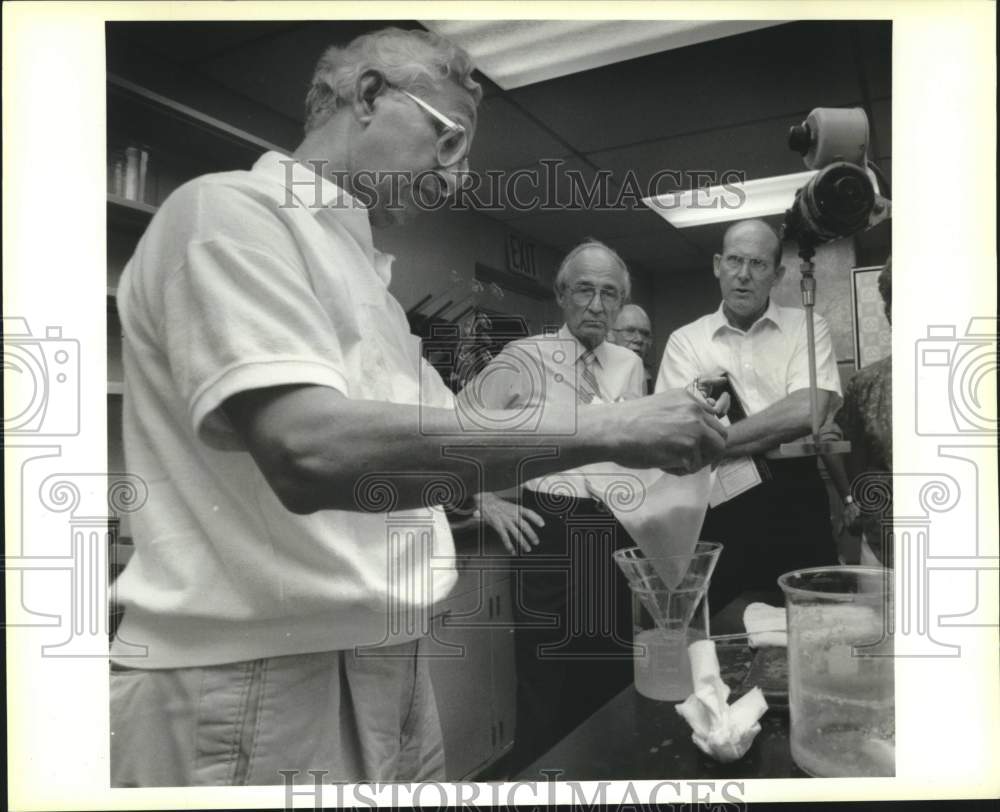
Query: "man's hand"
692 371 731 407
472 492 545 554
687 377 731 420
598 389 729 475
841 500 862 535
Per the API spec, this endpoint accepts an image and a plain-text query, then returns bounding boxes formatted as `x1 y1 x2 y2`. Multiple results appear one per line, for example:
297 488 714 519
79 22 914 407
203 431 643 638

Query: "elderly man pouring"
109 28 730 787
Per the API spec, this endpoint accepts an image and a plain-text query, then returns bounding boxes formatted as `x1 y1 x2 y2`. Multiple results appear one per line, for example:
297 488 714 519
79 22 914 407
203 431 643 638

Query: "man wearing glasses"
110 28 729 787
461 239 648 770
610 303 654 393
656 219 841 612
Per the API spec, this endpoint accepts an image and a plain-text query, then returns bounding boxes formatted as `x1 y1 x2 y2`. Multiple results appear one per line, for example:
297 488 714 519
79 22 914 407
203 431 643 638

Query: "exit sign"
506 233 537 279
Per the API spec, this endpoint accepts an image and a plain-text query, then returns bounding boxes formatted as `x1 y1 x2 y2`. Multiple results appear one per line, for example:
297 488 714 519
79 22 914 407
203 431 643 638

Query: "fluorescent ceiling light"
643 171 818 229
421 20 786 89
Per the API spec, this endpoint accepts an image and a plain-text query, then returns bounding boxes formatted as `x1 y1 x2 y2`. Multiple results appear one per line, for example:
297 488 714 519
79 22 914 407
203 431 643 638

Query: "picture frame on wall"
850 265 891 370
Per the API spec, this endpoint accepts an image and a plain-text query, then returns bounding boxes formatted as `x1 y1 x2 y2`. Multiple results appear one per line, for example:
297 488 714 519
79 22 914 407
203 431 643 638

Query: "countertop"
515 596 805 781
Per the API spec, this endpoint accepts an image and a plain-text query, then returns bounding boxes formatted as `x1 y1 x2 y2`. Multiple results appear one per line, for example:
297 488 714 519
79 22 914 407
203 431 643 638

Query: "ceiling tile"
464 156 667 223
461 154 592 221
606 227 707 274
108 21 306 66
468 95 571 173
588 113 813 192
196 21 423 123
506 21 867 155
505 202 671 247
678 215 785 258
857 21 893 99
422 20 783 89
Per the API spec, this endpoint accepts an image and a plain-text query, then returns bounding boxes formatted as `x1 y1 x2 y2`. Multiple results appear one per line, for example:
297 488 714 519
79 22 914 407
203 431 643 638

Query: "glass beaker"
779 566 894 777
630 590 699 700
614 542 722 702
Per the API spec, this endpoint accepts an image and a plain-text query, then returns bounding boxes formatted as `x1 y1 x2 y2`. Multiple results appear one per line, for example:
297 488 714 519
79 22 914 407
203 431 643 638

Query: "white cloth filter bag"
582 464 713 588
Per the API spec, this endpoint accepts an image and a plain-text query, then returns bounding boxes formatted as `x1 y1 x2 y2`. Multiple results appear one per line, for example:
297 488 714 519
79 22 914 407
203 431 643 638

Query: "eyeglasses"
566 285 623 308
721 254 771 274
395 88 469 168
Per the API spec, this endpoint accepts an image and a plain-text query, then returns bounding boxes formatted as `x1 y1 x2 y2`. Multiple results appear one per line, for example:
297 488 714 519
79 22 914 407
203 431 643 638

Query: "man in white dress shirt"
657 219 842 611
460 239 646 769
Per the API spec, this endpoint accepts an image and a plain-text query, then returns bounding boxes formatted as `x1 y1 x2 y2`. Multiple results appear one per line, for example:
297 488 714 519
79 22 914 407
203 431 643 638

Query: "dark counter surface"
516 598 804 781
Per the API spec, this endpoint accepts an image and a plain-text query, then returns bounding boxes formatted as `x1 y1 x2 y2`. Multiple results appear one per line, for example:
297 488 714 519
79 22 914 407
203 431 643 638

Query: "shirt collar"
252 151 364 214
252 151 393 285
710 298 783 337
558 324 608 367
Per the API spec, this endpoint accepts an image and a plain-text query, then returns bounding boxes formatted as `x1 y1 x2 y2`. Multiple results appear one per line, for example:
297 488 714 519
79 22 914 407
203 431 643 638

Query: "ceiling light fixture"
421 20 785 90
643 171 819 229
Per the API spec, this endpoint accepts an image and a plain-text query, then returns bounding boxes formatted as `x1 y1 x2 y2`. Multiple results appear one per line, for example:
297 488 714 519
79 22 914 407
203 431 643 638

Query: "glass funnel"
613 542 722 700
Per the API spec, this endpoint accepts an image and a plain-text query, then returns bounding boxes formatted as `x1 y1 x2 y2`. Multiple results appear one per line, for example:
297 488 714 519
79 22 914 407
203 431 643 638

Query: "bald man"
610 304 654 393
657 219 842 610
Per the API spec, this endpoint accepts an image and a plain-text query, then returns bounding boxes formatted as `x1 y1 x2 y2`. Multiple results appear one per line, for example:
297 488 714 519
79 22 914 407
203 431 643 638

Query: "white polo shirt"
656 299 842 416
463 325 645 498
112 152 458 668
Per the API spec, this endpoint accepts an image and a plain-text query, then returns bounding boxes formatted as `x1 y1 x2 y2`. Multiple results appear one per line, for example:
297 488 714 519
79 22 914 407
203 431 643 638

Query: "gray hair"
615 303 651 328
554 238 632 300
304 27 482 132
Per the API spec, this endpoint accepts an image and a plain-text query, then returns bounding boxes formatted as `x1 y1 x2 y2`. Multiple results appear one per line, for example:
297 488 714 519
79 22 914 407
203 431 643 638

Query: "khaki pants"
110 639 444 787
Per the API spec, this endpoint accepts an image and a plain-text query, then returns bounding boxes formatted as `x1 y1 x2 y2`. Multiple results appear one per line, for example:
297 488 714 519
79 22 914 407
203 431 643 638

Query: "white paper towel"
743 602 788 648
675 639 768 762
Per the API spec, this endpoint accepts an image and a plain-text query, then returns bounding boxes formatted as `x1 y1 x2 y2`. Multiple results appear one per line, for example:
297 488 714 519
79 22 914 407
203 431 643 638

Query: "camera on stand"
777 108 892 458
782 108 891 254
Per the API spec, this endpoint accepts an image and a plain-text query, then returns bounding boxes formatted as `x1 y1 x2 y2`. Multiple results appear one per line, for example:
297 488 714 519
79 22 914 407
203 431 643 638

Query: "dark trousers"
702 457 838 612
508 489 635 771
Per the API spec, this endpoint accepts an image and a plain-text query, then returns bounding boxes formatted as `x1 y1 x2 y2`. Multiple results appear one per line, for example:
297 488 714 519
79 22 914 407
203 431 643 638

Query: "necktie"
577 351 600 404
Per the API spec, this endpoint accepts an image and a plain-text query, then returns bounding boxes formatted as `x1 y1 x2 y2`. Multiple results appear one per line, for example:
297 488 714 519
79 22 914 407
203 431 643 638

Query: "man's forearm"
723 389 830 457
228 386 620 514
298 399 617 510
226 384 730 515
